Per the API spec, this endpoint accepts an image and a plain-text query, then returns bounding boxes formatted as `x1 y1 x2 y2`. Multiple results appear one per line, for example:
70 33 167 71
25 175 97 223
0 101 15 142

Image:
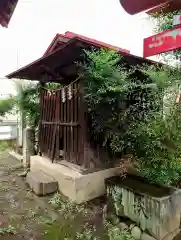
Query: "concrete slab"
30 155 120 203
26 171 58 196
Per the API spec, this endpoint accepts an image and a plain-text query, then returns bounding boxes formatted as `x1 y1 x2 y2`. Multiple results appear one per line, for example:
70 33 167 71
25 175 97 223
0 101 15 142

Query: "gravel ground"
0 152 180 240
0 152 57 240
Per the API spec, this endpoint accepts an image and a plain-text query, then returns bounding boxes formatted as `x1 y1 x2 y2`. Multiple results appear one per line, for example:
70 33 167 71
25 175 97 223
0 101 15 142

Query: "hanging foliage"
81 48 181 185
15 81 40 127
82 49 162 155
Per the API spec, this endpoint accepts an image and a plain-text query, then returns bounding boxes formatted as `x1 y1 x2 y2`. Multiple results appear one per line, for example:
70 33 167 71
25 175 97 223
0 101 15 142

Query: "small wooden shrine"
7 32 157 170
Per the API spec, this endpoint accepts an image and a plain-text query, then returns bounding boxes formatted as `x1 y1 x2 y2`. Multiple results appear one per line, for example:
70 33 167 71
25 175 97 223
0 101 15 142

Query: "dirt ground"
0 152 180 240
0 152 106 240
0 152 59 240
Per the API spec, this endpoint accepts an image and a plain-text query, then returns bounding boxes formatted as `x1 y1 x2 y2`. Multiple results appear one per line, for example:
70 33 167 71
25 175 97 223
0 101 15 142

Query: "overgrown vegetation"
106 224 134 240
15 81 40 128
46 193 93 239
0 81 39 128
49 192 86 217
0 140 11 152
0 225 16 236
0 97 14 117
152 10 181 33
82 49 181 185
44 193 134 240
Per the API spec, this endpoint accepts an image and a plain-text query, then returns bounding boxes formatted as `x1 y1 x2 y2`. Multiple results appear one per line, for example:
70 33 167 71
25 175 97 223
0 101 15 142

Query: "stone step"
26 171 58 196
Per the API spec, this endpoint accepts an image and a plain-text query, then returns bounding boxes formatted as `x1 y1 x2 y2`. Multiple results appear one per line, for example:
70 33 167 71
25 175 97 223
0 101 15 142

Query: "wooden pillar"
37 81 45 156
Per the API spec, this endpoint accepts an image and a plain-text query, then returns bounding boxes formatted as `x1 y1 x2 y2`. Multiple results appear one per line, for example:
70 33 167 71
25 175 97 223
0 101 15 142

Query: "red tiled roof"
64 32 130 54
43 34 71 56
0 0 19 27
43 31 130 56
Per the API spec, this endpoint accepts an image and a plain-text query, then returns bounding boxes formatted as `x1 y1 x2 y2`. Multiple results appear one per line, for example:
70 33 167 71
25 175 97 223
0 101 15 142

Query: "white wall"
0 122 17 140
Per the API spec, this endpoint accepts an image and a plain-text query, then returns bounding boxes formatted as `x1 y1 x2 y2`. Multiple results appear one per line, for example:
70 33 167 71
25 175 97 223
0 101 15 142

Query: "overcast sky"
0 0 155 95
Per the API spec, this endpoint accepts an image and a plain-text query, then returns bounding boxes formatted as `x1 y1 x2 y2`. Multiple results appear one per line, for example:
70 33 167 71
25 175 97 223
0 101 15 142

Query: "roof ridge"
43 31 130 56
64 31 130 54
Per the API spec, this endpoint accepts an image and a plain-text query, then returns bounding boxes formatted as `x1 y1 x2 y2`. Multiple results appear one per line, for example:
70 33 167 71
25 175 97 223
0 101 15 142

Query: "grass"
0 140 10 152
41 193 135 240
0 152 136 240
0 225 16 236
45 193 98 239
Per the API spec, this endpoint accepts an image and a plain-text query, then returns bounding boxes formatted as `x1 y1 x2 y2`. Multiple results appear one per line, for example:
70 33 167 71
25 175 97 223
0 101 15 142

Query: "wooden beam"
40 65 62 80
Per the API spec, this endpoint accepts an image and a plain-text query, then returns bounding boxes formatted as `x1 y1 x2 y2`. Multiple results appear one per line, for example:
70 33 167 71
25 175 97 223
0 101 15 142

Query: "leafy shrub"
82 49 158 156
82 49 181 185
46 194 99 240
47 193 134 240
0 97 15 117
105 221 134 240
135 107 181 184
0 225 16 235
49 193 85 216
0 141 10 152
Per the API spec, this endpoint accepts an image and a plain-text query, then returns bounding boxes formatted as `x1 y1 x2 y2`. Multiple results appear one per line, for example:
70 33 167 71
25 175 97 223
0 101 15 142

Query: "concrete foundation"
30 155 120 203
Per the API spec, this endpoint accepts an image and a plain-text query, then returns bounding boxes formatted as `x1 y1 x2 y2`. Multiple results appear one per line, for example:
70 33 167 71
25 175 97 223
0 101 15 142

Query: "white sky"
0 0 156 95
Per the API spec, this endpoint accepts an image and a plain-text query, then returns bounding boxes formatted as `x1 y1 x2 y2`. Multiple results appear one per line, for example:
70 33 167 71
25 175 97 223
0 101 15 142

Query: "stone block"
26 171 58 196
23 127 35 168
118 222 128 231
131 226 141 240
106 175 181 240
141 233 156 240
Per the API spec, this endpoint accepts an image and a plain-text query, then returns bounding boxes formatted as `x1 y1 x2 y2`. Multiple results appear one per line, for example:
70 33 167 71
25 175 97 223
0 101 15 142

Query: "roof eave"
6 37 160 81
6 38 78 80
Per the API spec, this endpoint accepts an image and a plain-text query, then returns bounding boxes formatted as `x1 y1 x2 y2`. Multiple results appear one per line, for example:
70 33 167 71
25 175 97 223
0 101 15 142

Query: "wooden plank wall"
38 79 84 165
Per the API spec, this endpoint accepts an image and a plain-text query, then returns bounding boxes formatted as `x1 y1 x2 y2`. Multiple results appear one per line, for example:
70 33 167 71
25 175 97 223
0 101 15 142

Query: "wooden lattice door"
38 80 82 164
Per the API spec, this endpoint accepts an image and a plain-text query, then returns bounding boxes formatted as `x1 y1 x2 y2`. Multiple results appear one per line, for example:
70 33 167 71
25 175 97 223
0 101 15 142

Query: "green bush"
135 106 181 184
81 49 181 185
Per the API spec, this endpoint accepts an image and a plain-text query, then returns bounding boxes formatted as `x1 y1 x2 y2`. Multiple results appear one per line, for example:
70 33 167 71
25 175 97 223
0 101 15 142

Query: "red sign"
143 25 181 57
